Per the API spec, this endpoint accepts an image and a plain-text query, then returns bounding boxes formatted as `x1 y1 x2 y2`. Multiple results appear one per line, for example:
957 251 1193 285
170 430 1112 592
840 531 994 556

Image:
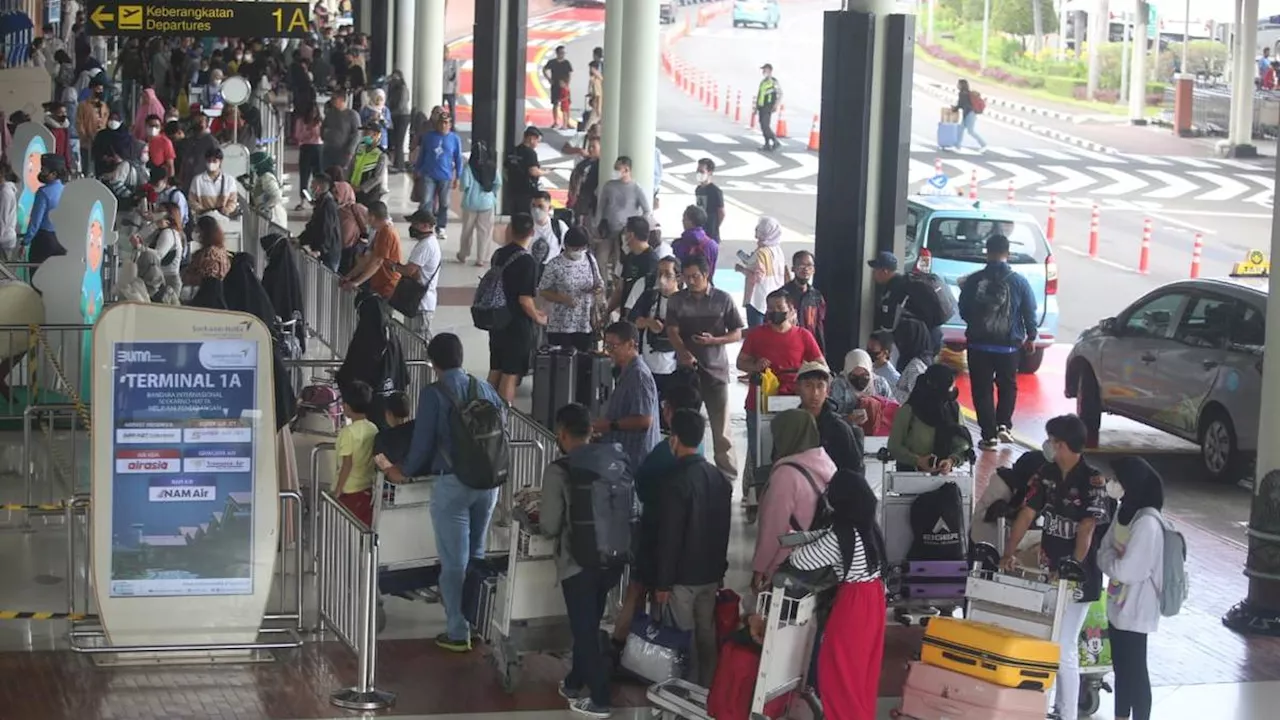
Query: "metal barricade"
317 490 395 710
0 324 95 422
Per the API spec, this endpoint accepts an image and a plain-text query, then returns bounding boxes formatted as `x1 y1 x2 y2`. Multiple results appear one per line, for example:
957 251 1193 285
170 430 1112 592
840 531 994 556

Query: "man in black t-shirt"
609 216 658 317
694 158 725 241
504 126 545 216
542 45 573 130
1002 414 1113 720
486 213 548 403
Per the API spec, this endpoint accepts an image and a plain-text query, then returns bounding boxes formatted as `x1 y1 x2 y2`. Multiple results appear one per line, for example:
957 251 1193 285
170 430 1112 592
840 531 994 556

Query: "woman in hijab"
891 317 934 403
1097 457 1166 720
133 87 166 142
329 173 368 274
250 151 288 228
887 363 972 474
786 469 888 720
335 291 408 429
735 216 787 327
830 348 896 436
359 88 392 151
458 139 501 265
751 409 838 589
260 233 305 355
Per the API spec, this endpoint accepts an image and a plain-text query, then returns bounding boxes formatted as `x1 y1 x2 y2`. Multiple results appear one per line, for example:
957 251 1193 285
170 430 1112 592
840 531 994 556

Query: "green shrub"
1042 76 1083 98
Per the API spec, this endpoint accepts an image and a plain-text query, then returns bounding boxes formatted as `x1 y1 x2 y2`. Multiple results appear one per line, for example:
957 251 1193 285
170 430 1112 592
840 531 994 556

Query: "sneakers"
997 425 1015 443
435 227 447 240
558 682 586 701
978 437 999 451
569 698 612 718
434 632 472 653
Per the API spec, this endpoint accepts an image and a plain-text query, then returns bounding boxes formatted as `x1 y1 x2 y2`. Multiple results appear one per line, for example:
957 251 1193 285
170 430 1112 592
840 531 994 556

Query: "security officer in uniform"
754 63 783 153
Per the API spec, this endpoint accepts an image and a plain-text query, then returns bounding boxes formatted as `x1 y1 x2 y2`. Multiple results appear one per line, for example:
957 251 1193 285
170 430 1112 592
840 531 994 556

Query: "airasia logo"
130 462 167 471
116 458 180 473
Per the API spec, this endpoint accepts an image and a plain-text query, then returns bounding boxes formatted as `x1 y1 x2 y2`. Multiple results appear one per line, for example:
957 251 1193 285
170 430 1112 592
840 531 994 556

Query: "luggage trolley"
646 590 824 720
744 370 803 524
965 547 1113 717
880 466 975 626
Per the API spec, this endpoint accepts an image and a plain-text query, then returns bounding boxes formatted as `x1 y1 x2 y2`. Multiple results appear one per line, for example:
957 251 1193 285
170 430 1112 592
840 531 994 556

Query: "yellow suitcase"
920 617 1059 691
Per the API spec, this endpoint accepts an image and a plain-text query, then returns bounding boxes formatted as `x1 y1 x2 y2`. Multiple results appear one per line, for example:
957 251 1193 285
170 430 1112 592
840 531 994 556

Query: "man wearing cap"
505 126 546 217
22 154 69 278
754 63 783 153
794 360 865 473
414 112 462 240
870 250 942 357
351 121 388 206
398 209 443 339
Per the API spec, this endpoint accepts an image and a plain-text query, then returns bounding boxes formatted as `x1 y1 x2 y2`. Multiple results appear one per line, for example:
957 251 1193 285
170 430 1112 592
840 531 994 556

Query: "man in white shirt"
401 209 442 339
188 147 239 218
530 191 566 268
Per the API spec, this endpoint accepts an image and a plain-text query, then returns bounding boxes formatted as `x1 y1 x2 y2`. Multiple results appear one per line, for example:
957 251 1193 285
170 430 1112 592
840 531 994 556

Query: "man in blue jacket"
957 234 1038 450
414 112 463 241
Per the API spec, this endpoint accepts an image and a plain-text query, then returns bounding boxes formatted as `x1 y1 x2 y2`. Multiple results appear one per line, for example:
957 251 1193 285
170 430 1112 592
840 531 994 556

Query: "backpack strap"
775 462 823 532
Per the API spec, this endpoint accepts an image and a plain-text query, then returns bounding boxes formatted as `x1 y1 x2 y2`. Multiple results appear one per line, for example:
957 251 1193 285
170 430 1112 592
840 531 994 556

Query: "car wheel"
1199 408 1240 482
1075 366 1102 447
1018 347 1045 374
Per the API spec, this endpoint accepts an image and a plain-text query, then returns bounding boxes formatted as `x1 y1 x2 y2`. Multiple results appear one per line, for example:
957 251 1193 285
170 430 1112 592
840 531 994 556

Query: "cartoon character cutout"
80 202 106 324
16 136 48 236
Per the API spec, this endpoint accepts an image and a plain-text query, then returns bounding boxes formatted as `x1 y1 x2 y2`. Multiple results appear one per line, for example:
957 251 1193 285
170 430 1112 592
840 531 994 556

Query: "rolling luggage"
898 560 969 600
920 617 1059 691
575 352 614 417
462 558 501 640
532 346 578 430
937 121 963 149
902 661 1046 719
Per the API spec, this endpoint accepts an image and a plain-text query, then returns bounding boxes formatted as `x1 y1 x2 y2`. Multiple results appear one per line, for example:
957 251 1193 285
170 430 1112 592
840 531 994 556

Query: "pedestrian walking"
956 234 1037 450
442 47 460 121
754 63 782 152
414 111 463 240
952 78 987 152
543 45 573 130
458 139 502 266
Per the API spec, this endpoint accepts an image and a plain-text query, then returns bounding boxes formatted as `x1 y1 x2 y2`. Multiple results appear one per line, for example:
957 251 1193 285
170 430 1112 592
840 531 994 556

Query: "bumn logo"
116 349 161 364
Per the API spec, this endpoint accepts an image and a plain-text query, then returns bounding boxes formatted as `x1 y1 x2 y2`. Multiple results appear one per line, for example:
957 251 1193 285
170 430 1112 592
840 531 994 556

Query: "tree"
991 0 1058 37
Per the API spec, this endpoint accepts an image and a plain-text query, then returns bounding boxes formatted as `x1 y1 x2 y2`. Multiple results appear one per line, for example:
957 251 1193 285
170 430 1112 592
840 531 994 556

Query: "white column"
415 0 446 114
600 0 625 187
1128 2 1148 123
618 0 661 199
1228 0 1260 154
396 0 417 107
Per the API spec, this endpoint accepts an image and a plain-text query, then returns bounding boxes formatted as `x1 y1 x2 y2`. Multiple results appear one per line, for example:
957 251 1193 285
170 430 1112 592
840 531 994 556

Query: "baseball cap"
405 208 436 225
796 360 831 381
867 251 898 271
760 63 773 71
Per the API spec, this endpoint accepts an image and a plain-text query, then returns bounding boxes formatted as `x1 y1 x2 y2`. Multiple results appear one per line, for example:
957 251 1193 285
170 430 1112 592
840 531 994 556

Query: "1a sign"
86 1 311 38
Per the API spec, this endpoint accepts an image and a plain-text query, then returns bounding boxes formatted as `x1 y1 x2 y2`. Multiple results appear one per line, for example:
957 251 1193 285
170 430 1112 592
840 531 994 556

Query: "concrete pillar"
618 0 660 199
600 0 625 193
396 0 417 110
1224 0 1260 157
1128 2 1148 124
415 0 446 114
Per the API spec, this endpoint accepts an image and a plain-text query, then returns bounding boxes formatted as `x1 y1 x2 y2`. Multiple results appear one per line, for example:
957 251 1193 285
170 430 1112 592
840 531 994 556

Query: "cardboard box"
940 107 960 123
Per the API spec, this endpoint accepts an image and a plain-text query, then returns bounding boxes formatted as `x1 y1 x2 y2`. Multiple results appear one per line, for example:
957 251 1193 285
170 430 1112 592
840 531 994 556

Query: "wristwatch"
609 419 620 432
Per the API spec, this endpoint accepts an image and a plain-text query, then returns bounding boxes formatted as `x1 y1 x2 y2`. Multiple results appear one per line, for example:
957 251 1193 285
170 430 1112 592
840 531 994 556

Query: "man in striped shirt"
592 321 659 469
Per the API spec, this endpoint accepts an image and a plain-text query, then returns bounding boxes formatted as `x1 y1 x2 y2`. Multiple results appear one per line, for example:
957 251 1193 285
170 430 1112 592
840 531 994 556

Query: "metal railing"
317 490 395 710
0 324 95 422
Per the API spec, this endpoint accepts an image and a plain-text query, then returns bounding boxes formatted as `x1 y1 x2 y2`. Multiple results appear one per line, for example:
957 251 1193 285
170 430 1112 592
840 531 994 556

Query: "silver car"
1065 275 1267 481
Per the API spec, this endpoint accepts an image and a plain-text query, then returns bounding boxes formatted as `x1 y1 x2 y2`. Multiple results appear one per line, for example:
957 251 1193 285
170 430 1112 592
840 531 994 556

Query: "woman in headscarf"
786 469 888 720
891 317 934 403
830 348 896 436
250 151 288 228
887 363 972 474
329 172 368 275
751 409 837 590
736 216 788 327
260 233 305 356
458 139 501 265
359 88 392 151
1097 457 1166 720
133 87 166 142
335 291 408 429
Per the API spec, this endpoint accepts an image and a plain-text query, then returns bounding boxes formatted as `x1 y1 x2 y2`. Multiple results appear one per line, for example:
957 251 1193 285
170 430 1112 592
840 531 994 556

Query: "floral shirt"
538 252 601 334
183 245 230 286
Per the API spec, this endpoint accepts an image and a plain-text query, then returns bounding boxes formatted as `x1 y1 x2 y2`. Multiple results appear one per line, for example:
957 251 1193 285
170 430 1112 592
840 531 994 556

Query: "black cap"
40 153 66 173
405 208 436 225
867 251 898 271
361 119 384 131
760 63 773 71
986 234 1011 255
523 125 542 138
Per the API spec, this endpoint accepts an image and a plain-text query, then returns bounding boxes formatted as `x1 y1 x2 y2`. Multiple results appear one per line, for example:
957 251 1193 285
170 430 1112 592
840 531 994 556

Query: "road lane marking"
1058 245 1137 272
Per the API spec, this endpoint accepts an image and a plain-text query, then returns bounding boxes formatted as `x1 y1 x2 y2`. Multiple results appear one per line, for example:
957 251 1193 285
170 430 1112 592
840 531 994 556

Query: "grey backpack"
1138 508 1188 617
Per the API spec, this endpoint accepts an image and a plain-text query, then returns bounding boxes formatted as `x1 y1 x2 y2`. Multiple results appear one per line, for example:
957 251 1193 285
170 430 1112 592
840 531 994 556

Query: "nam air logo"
148 483 216 502
924 517 961 546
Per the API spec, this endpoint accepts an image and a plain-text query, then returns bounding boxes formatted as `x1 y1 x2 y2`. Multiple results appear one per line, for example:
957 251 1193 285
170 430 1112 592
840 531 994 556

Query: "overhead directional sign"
86 1 311 38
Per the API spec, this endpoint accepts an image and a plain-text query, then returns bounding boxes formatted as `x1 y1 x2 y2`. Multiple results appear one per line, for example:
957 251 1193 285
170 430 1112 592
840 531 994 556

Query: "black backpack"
780 462 833 533
969 268 1014 343
436 376 510 490
907 482 967 561
559 445 636 568
902 272 955 328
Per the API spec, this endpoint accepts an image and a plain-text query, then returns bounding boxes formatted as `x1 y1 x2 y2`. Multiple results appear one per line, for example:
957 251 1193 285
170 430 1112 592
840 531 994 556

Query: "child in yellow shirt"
334 380 378 526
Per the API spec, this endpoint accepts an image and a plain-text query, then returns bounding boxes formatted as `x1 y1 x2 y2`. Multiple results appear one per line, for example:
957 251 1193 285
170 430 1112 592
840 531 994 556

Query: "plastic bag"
620 607 690 684
760 368 779 399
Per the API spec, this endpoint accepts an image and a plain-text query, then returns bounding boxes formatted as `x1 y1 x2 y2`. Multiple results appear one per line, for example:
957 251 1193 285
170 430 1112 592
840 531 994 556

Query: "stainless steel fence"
1163 82 1280 138
317 489 395 710
0 324 95 422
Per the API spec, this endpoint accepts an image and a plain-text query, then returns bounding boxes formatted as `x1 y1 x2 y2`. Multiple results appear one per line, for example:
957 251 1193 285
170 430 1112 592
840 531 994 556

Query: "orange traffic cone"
807 114 820 151
776 105 789 138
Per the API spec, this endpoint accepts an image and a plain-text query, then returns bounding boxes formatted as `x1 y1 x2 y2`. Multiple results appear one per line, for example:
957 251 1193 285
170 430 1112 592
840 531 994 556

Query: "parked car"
733 0 780 29
1066 254 1269 481
904 196 1060 374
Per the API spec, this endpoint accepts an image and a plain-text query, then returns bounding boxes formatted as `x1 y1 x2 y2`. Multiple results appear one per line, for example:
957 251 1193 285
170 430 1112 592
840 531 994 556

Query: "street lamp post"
1181 0 1190 74
980 0 991 70
1119 15 1130 104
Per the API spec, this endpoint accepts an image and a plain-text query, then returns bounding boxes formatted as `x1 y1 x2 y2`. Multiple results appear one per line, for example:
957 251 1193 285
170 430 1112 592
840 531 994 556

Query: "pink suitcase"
901 661 1046 719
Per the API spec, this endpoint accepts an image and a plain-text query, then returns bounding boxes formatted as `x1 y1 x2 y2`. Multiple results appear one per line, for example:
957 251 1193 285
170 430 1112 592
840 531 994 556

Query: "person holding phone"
887 363 972 474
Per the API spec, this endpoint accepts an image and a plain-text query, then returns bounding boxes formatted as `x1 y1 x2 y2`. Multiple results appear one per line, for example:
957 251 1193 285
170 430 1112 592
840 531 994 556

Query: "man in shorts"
542 45 573 130
486 212 548 403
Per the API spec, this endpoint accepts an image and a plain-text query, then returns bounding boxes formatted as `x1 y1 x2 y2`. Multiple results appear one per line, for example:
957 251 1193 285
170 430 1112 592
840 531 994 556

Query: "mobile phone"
736 249 752 264
301 188 314 204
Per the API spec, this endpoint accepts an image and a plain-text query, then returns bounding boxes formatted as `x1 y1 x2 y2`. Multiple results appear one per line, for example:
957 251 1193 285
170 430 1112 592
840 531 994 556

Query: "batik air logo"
924 517 961 545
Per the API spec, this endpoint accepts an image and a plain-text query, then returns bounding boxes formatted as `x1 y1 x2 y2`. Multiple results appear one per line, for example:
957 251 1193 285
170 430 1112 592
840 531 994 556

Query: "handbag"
410 175 424 204
771 550 839 598
620 606 691 684
388 261 437 318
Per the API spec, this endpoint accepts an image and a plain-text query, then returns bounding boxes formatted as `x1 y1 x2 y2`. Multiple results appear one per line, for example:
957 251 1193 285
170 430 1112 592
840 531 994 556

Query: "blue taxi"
905 196 1060 374
733 0 781 29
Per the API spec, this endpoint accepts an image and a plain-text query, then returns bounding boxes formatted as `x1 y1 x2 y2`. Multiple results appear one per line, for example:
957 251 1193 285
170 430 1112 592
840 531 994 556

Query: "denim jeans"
562 565 624 706
744 409 759 497
961 111 987 149
421 176 452 229
428 473 499 642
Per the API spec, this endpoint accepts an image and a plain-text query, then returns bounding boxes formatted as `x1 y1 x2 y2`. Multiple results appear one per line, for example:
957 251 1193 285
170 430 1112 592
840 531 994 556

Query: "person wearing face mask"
1097 456 1166 720
149 166 190 230
693 158 725 241
340 201 402 301
398 209 443 339
144 114 176 176
1002 415 1113 720
529 191 566 270
737 289 824 498
298 173 342 272
41 103 74 173
92 111 136 177
830 348 895 437
538 226 602 353
359 89 392 151
782 250 827 352
593 321 661 468
188 147 239 218
865 330 899 387
75 78 110 174
887 363 973 474
629 256 680 395
672 205 718 282
133 87 166 141
735 216 788 328
349 121 387 206
594 155 651 275
21 154 69 279
608 215 657 318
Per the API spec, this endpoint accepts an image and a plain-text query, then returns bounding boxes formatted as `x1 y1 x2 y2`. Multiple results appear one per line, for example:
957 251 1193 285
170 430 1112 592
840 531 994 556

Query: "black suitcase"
462 557 501 641
576 352 615 418
532 346 578 429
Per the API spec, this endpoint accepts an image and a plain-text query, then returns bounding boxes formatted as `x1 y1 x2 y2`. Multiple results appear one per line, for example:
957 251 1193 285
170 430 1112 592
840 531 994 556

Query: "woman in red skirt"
785 470 888 720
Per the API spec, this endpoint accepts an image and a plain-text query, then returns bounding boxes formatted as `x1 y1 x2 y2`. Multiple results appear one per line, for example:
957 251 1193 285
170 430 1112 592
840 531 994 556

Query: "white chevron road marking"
1040 165 1095 194
768 153 820 181
988 161 1046 189
1137 170 1198 199
1091 167 1148 196
716 150 783 178
1187 172 1251 202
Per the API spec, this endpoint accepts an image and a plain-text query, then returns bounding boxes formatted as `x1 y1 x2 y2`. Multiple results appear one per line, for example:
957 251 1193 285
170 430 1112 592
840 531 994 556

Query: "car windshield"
925 217 1047 264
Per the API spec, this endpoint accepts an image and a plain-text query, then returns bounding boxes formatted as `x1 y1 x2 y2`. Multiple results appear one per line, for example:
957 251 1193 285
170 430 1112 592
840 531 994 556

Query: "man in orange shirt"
340 200 402 299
